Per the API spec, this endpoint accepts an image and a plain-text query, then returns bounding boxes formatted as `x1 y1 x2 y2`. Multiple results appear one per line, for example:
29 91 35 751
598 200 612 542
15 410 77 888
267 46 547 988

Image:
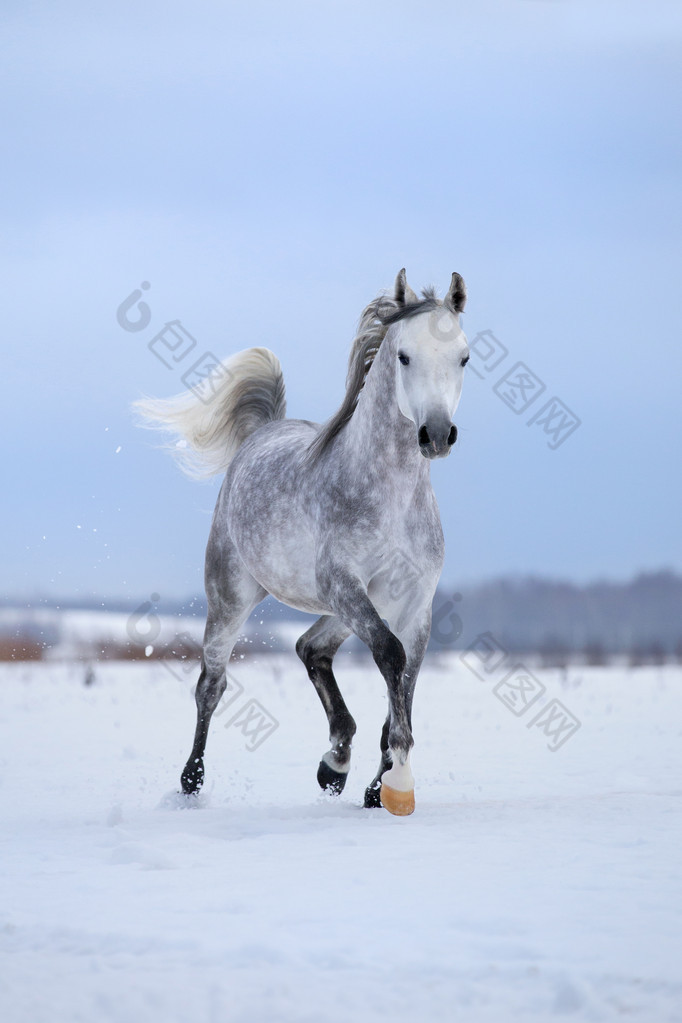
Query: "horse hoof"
380 783 415 816
363 784 382 809
181 759 204 795
317 758 348 795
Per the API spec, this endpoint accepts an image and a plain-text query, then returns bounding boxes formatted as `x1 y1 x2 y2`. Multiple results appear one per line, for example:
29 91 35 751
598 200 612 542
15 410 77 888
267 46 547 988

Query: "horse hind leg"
181 569 265 795
296 615 354 795
181 650 223 795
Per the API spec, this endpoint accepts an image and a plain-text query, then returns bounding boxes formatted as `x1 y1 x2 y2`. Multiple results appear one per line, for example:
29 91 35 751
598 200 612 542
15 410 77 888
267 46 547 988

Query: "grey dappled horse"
136 269 469 815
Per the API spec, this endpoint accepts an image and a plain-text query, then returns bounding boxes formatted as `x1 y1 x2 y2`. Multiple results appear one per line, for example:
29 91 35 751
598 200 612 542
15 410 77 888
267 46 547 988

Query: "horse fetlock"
330 717 357 748
387 730 414 762
324 743 352 771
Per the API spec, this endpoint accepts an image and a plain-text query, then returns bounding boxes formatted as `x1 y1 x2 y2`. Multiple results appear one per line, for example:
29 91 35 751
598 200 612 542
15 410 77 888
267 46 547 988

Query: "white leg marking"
381 750 414 792
321 751 351 774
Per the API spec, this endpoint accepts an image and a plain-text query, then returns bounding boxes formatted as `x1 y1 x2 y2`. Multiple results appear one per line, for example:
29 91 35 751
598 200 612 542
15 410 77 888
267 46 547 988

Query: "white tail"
133 347 286 478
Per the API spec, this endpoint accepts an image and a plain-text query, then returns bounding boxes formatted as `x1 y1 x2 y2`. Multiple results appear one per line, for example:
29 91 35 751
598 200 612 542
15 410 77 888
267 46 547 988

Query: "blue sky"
2 0 681 602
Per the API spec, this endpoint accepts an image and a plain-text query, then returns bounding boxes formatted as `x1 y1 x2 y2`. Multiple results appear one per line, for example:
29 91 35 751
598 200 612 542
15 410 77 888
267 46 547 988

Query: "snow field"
1 655 681 1022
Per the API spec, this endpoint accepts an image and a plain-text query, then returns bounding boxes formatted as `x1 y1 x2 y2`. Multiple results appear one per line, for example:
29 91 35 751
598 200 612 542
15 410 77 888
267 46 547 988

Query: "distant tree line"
2 570 681 665
431 570 682 663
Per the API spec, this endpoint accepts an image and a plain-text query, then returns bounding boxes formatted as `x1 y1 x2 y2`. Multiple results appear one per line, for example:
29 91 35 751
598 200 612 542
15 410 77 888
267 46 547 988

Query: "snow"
0 608 206 651
1 654 681 1022
0 606 300 661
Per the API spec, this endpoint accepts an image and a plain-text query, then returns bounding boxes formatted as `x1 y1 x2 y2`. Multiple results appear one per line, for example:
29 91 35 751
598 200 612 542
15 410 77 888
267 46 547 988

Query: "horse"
135 268 469 815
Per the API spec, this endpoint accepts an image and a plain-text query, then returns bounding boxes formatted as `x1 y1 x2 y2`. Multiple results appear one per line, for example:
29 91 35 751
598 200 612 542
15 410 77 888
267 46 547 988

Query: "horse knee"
373 632 406 680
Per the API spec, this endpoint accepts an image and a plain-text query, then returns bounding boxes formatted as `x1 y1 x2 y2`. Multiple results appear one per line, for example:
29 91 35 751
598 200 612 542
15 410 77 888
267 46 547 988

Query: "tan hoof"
380 783 415 816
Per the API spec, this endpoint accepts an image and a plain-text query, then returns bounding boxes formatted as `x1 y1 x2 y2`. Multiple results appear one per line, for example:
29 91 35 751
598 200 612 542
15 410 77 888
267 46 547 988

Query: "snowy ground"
1 653 681 1022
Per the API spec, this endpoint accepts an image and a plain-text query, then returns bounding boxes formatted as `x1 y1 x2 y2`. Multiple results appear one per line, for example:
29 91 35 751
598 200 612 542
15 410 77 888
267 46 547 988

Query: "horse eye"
398 353 410 366
461 355 470 367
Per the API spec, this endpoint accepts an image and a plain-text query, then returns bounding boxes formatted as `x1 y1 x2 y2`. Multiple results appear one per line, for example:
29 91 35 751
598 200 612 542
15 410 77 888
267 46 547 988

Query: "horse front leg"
363 607 432 813
319 569 417 815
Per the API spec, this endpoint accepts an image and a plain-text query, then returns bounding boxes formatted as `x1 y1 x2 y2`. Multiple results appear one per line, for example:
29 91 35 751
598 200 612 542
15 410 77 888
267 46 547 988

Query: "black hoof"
181 758 204 794
363 782 383 808
317 758 348 795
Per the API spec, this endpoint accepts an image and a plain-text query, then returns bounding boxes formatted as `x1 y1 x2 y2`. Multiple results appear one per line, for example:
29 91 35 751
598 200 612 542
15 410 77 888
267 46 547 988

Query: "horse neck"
343 327 428 484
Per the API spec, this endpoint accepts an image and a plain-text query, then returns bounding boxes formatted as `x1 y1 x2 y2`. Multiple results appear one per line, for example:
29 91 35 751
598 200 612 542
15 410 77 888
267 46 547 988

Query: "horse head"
390 269 469 459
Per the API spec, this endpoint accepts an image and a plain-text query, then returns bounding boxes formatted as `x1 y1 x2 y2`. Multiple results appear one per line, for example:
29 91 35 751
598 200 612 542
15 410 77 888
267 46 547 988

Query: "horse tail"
133 347 286 478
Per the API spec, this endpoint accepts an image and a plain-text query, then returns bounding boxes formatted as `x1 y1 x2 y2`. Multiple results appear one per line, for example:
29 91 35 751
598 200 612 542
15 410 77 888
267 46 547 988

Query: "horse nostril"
448 425 458 446
418 425 430 446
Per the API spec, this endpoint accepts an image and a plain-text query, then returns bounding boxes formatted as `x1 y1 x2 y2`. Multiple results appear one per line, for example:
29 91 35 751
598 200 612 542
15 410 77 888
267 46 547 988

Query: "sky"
2 0 681 603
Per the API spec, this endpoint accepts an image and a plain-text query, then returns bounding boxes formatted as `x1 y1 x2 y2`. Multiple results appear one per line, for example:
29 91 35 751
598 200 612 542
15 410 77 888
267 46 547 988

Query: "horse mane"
305 287 441 462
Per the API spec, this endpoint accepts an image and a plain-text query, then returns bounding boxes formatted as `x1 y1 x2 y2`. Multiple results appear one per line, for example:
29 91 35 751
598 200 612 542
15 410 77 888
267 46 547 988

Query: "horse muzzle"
418 420 457 459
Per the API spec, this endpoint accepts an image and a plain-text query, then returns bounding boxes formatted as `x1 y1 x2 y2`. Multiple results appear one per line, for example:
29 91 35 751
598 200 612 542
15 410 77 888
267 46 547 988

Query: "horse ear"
395 268 419 306
444 272 466 313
